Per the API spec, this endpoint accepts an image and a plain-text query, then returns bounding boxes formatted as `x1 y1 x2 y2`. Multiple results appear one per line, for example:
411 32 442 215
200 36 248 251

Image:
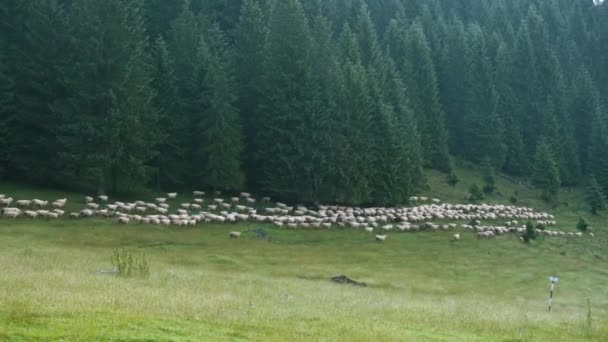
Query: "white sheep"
167 192 178 199
375 234 387 242
229 231 241 238
452 233 460 241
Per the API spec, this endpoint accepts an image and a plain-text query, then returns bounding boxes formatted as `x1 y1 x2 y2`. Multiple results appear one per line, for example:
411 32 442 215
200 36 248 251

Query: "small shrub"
536 223 546 230
111 248 150 278
509 195 518 204
469 183 484 202
447 172 459 186
576 217 589 232
522 220 537 243
482 159 496 194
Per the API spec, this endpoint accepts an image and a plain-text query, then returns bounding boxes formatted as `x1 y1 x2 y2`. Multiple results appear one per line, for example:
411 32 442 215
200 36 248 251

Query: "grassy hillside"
0 166 607 341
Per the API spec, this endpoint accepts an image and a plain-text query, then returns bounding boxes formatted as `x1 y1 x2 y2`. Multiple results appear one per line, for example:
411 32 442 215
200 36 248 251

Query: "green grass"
0 167 607 341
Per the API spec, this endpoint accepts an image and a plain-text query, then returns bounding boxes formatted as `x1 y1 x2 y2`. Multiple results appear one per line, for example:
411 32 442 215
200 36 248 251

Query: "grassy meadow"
0 165 607 341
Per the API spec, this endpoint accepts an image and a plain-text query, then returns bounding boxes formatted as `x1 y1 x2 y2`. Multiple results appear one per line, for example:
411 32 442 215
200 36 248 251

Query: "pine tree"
56 0 159 194
149 36 187 190
255 0 315 200
495 42 528 176
463 24 506 167
5 1 71 184
168 2 204 120
307 15 342 202
532 138 561 202
572 68 602 172
193 25 245 191
333 60 374 204
402 21 451 172
235 0 267 189
0 48 15 178
585 176 606 214
589 110 608 195
382 60 426 196
438 19 468 154
143 0 181 40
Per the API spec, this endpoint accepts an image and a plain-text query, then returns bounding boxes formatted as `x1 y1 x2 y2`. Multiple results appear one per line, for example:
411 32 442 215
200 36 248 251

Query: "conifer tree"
438 19 468 154
0 49 14 178
149 36 187 189
56 0 159 194
255 0 315 199
585 175 606 214
235 0 267 188
333 60 374 204
307 15 342 202
463 24 506 167
495 42 528 176
193 25 244 191
532 138 561 202
589 111 608 195
402 21 451 172
6 1 71 184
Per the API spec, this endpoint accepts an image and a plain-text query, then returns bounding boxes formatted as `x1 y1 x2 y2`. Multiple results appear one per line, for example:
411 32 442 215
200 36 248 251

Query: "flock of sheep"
0 192 594 241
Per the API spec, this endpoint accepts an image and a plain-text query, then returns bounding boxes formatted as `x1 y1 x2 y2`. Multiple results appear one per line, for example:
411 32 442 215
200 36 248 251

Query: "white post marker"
548 276 559 312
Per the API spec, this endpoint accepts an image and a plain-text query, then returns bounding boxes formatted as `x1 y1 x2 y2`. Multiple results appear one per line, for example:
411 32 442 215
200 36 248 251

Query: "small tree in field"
481 158 496 194
469 183 484 201
577 216 589 232
522 220 537 243
447 171 459 186
585 176 606 214
532 138 560 202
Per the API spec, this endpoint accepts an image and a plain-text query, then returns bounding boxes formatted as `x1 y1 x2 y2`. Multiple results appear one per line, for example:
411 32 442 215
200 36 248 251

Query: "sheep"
246 198 256 204
3 208 20 218
364 227 374 233
99 195 108 202
24 210 38 218
16 200 32 207
375 234 387 242
180 203 191 209
193 191 205 196
155 197 167 203
229 231 241 238
231 197 240 203
118 217 130 224
52 199 67 208
86 203 99 209
193 198 204 204
452 233 460 241
167 193 178 199
80 209 94 217
32 199 48 207
589 232 595 238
